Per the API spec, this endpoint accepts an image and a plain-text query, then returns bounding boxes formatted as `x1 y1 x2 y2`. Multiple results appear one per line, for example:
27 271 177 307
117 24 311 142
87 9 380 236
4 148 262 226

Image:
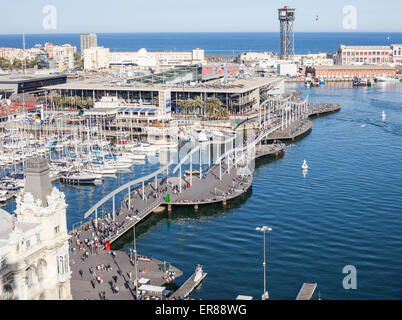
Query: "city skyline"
0 0 401 34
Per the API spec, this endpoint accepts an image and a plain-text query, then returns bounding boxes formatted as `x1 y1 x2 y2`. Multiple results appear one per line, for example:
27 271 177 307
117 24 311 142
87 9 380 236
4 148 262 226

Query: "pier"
169 267 207 300
66 95 340 300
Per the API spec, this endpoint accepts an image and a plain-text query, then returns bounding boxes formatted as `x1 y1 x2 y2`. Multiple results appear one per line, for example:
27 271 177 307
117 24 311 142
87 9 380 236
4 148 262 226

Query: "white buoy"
301 160 308 170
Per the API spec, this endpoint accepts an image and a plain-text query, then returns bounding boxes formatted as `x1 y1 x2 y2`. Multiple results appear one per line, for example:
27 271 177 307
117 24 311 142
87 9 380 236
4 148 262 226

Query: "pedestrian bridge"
76 95 311 241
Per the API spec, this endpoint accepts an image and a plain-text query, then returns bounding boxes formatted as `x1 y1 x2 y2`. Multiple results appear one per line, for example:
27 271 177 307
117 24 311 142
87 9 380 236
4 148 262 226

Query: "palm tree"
192 96 203 115
207 98 230 120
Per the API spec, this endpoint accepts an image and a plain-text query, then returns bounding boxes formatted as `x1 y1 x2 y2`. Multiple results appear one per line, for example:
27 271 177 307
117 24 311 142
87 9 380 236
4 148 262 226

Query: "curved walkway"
68 98 341 300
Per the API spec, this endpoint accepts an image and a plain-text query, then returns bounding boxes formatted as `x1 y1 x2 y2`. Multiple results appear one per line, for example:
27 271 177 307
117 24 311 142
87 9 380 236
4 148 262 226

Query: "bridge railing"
109 197 165 244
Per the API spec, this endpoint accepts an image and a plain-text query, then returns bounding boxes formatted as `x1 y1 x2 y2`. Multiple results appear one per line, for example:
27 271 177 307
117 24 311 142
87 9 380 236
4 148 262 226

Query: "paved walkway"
69 222 183 300
67 101 340 300
265 119 312 141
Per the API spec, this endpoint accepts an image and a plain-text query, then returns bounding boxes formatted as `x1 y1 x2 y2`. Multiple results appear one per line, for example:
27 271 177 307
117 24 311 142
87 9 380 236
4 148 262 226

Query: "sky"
0 0 401 34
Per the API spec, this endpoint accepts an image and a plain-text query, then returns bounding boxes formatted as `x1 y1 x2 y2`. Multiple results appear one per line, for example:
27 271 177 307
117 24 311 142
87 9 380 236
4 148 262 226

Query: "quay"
264 119 312 142
262 103 340 142
296 283 317 300
69 220 183 300
255 142 285 159
308 103 341 118
67 96 340 300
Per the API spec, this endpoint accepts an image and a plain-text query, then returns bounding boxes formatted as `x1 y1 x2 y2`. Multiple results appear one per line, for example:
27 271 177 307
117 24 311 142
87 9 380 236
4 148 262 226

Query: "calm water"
2 32 402 299
1 32 402 55
2 82 401 299
119 82 401 300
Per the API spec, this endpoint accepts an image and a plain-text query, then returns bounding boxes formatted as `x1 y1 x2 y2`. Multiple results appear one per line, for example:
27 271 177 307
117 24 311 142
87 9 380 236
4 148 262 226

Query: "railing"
109 197 164 244
71 221 84 232
84 162 172 219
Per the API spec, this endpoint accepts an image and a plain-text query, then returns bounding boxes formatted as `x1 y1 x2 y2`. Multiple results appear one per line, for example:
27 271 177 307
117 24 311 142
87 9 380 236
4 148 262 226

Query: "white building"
336 45 393 65
293 53 334 67
391 44 402 65
83 46 110 71
109 48 205 68
237 52 276 66
0 157 72 300
45 43 76 71
80 34 98 54
278 63 298 77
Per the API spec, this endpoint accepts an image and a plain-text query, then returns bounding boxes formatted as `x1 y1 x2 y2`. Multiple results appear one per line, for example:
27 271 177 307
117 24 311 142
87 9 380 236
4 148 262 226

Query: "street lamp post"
256 226 272 300
133 224 138 299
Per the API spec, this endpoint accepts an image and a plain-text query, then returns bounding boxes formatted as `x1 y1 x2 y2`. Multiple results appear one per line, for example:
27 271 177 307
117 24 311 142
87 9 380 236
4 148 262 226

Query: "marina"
0 85 342 301
1 4 402 302
59 94 340 300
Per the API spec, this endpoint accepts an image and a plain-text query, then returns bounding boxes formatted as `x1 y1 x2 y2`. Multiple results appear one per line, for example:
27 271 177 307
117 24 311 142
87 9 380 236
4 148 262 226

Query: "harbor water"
127 82 401 300
2 30 402 299
3 81 400 299
115 82 402 300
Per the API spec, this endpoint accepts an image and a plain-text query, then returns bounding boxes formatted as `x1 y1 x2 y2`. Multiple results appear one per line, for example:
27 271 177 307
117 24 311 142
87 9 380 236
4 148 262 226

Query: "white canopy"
138 277 150 285
139 284 165 294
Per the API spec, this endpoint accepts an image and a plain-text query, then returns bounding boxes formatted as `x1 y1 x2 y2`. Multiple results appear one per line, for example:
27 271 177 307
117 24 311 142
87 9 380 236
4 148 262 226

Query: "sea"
2 33 402 300
1 32 402 55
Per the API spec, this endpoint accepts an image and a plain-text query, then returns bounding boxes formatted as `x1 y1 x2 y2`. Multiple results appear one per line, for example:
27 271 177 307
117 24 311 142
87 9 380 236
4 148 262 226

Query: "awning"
139 284 165 294
138 277 150 285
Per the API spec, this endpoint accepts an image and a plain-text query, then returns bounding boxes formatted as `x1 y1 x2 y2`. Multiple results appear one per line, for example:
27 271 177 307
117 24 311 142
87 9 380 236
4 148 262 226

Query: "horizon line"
1 31 402 36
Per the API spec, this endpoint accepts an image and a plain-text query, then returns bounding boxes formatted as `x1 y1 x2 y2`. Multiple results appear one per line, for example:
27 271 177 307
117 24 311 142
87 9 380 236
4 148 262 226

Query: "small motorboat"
382 111 386 120
301 160 308 170
360 124 367 128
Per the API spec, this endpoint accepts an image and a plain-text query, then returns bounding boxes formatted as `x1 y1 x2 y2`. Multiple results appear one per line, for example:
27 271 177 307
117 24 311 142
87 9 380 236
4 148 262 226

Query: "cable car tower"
278 6 296 60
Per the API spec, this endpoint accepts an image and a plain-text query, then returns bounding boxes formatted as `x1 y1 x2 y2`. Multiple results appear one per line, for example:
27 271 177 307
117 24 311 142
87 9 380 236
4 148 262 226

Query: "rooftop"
0 73 67 84
339 45 392 50
313 65 396 70
44 77 280 94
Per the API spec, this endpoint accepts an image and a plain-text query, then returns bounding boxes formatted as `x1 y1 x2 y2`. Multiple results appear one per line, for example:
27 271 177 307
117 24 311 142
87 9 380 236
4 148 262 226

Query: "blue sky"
0 0 401 34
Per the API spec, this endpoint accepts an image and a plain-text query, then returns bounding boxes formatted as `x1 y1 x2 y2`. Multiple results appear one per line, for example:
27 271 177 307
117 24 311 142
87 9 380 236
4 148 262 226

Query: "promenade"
69 219 183 300
67 99 340 300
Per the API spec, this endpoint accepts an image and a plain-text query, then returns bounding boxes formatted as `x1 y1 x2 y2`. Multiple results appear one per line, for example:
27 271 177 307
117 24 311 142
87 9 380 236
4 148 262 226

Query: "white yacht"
301 160 309 170
131 142 160 154
0 190 8 202
121 153 146 161
375 76 399 83
152 141 178 150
